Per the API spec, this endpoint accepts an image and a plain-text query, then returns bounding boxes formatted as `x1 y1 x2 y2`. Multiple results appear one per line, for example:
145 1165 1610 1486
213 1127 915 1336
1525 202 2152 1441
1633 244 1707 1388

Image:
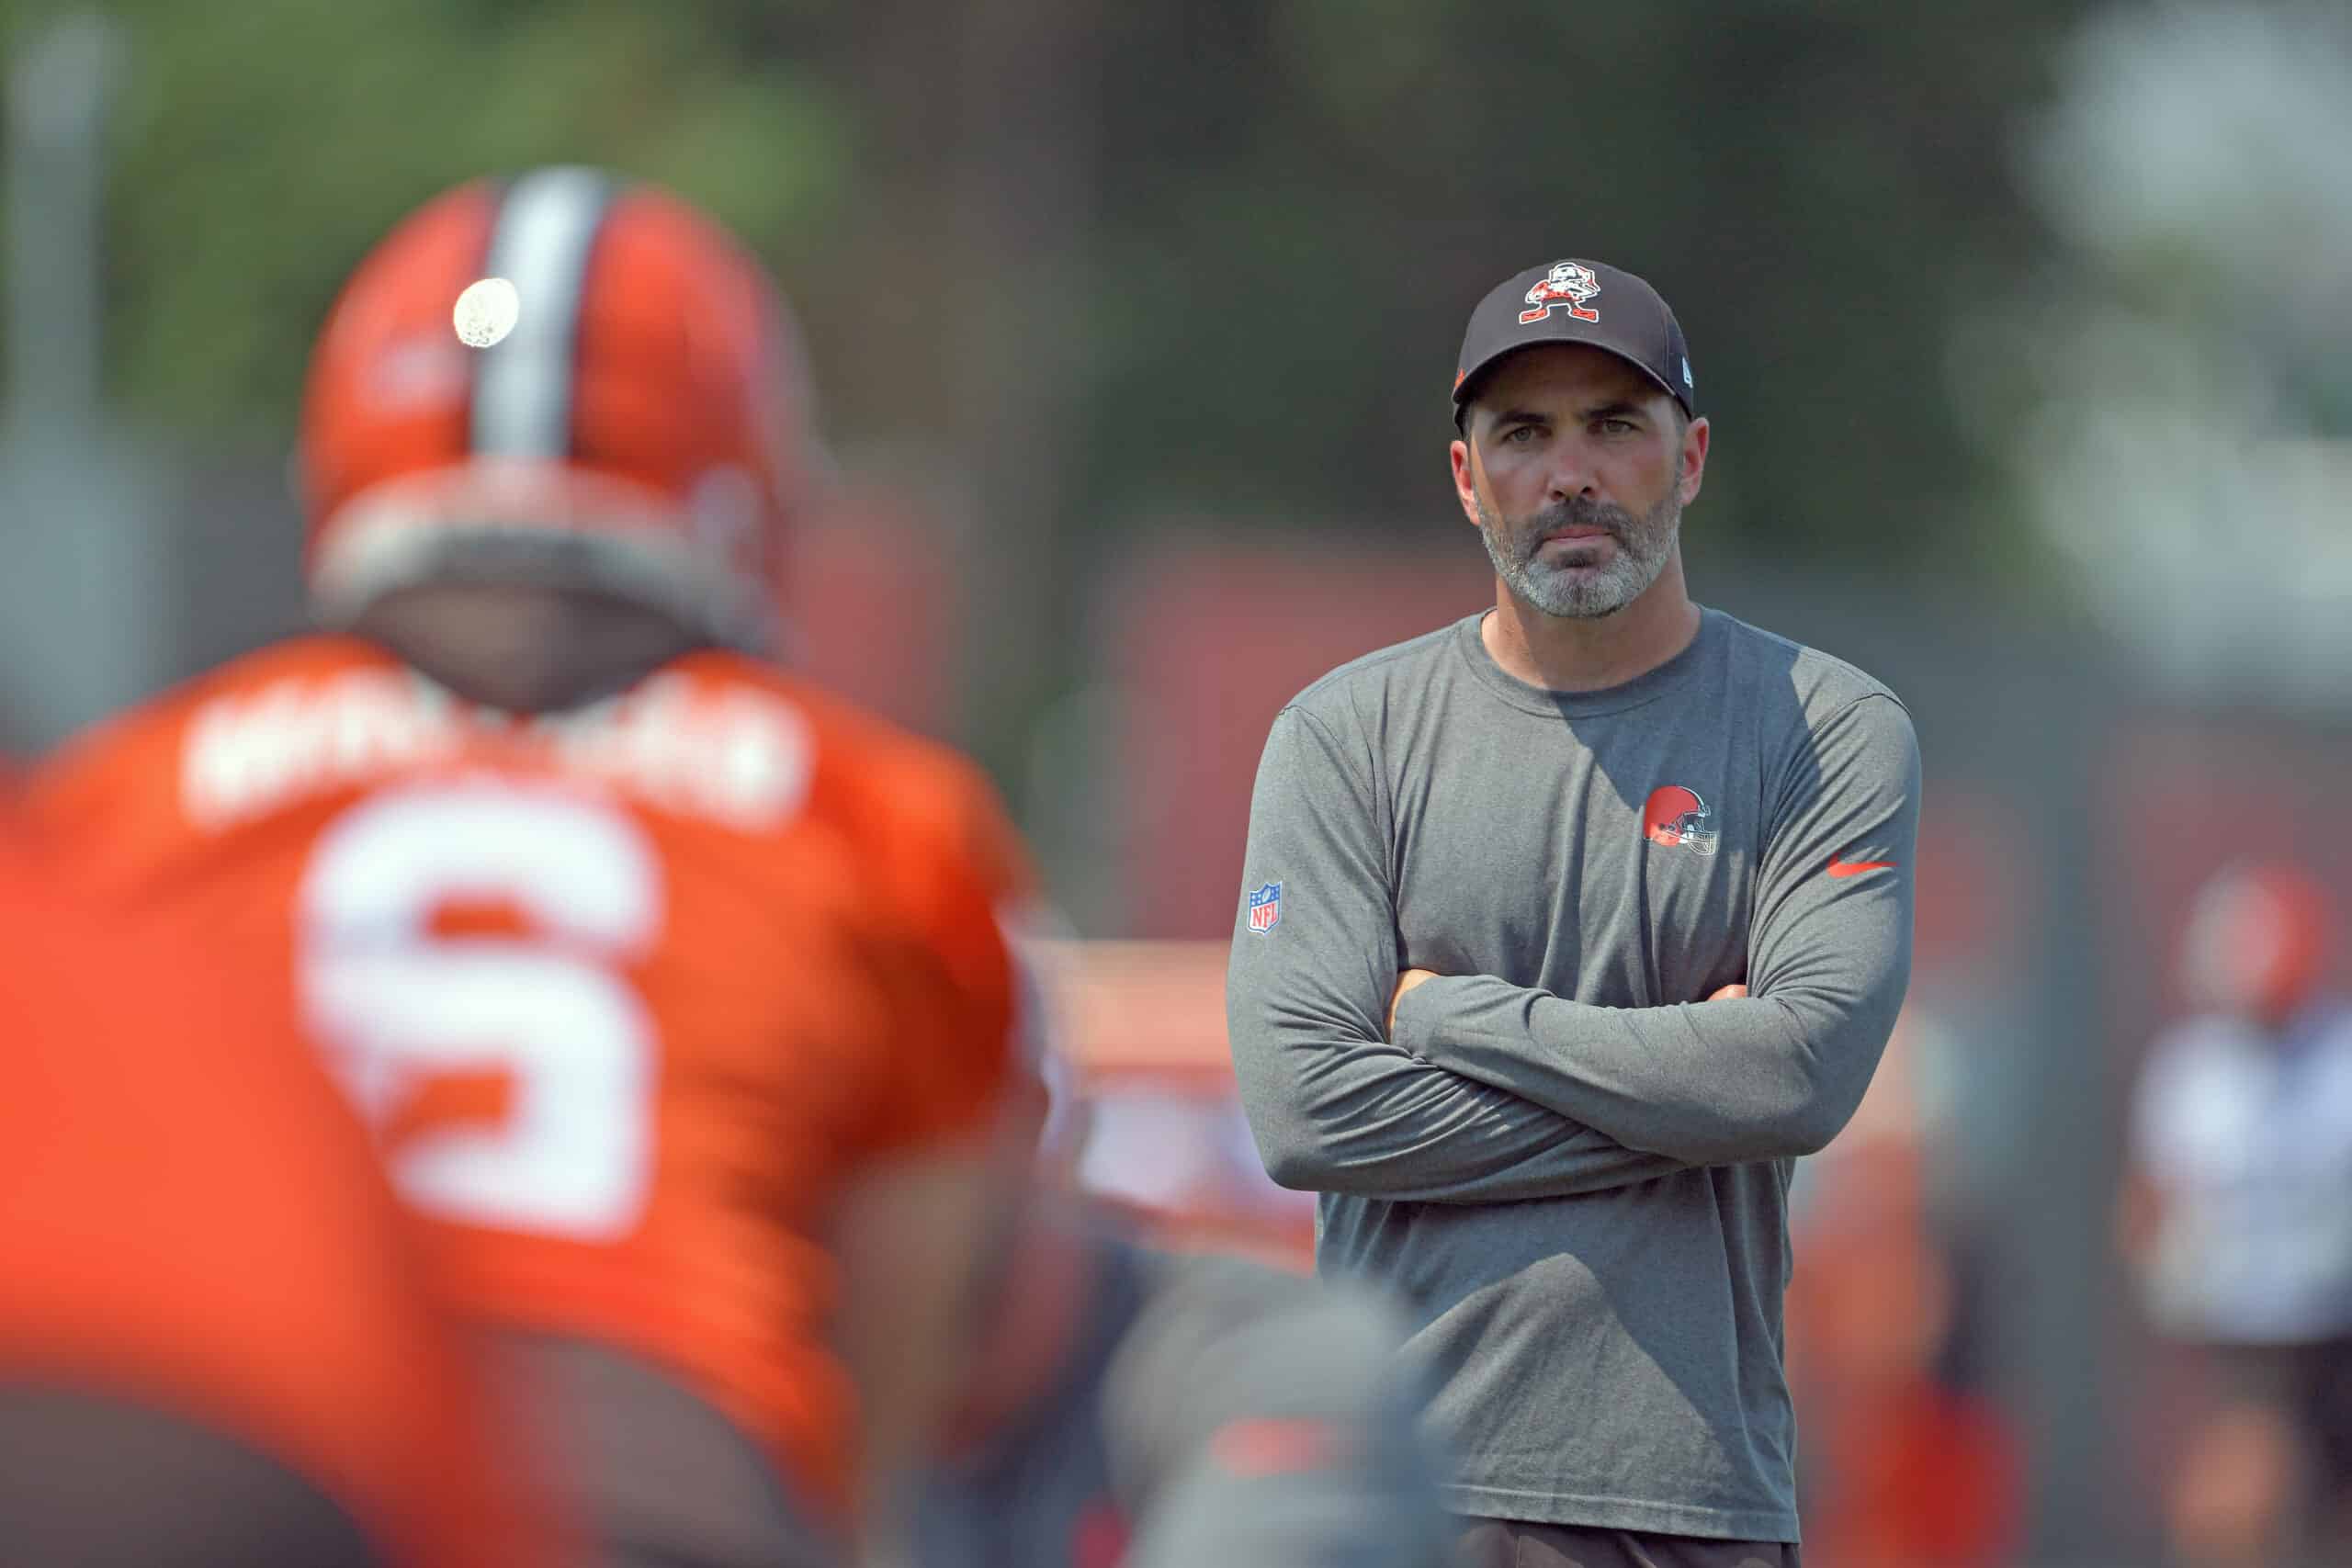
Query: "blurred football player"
0 826 547 1567
29 167 1035 1567
910 1048 1454 1568
2121 860 2352 1568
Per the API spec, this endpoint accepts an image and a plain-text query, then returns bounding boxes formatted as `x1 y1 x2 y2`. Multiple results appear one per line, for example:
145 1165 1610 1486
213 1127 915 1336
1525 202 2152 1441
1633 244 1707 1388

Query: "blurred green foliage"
3 0 2094 579
1079 0 2097 581
9 0 847 439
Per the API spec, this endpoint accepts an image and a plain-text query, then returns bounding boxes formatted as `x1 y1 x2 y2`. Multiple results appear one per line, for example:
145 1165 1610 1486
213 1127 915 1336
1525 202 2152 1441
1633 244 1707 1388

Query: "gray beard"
1477 491 1679 619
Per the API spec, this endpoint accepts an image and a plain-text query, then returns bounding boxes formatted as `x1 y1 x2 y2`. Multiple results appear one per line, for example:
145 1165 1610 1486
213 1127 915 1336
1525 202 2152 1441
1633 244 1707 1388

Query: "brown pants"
1454 1517 1797 1568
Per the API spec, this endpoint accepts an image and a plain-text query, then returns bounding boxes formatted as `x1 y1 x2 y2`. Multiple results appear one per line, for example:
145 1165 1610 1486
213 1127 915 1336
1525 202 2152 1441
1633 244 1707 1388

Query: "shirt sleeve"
850 755 1034 1156
1103 1254 1453 1568
1394 694 1920 1165
1226 705 1690 1202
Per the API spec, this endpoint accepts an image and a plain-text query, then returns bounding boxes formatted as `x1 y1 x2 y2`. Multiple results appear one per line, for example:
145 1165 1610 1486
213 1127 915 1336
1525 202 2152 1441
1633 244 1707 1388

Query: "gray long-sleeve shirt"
1226 607 1919 1540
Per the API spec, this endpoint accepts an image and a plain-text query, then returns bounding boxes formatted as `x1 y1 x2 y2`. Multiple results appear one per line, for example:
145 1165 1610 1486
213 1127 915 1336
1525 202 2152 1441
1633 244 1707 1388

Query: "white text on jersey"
182 666 812 832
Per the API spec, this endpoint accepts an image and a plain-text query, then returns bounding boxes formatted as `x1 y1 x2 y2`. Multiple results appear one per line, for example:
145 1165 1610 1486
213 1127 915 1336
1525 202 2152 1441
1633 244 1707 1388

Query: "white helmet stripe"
469 167 615 458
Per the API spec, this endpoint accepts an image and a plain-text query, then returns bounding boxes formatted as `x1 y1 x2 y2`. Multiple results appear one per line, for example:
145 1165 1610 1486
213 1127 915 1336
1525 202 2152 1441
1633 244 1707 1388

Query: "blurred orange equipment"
1804 1379 2021 1568
1788 1145 2021 1568
28 165 1037 1562
298 175 814 656
0 831 548 1566
25 636 1028 1522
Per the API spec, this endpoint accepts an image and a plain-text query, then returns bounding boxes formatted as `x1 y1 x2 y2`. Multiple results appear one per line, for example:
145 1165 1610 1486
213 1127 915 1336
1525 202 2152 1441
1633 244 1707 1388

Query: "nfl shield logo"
1246 882 1283 935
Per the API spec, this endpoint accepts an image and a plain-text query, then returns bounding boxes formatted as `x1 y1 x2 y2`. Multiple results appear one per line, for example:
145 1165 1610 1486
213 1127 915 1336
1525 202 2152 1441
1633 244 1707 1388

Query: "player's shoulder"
683 651 980 784
43 634 391 755
682 651 1022 880
85 635 389 737
28 636 391 829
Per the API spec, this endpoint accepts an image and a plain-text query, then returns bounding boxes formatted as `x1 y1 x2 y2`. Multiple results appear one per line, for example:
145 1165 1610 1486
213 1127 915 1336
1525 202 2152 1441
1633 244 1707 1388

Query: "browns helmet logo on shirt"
1518 261 1601 325
1643 785 1718 857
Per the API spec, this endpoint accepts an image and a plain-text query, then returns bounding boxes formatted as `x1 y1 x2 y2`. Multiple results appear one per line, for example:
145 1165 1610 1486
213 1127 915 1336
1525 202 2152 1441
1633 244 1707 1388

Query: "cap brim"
1453 342 1688 424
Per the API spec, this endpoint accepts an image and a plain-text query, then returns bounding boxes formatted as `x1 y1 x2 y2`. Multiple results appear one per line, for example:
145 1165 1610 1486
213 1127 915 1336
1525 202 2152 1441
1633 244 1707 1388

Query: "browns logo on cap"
1453 257 1694 427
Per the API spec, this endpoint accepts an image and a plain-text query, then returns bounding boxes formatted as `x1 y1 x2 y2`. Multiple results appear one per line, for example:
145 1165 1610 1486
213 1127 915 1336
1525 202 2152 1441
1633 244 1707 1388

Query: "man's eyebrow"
1485 407 1548 429
1484 398 1651 432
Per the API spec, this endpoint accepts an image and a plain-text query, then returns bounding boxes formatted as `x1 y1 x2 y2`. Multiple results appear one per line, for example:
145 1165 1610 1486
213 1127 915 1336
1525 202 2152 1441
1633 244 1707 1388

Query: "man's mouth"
1536 525 1616 555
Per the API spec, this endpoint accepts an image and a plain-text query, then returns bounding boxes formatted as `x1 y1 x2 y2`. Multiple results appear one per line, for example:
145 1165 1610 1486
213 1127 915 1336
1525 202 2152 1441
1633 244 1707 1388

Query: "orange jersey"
27 634 1027 1513
0 829 544 1567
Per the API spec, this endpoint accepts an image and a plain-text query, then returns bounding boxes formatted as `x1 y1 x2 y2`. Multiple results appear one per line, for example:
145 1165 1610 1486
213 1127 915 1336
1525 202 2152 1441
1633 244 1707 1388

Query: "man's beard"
1476 488 1680 619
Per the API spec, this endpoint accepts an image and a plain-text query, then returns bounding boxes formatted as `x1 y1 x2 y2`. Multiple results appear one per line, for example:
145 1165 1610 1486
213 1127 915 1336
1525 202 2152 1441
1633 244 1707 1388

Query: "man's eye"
1599 418 1636 435
1502 425 1539 444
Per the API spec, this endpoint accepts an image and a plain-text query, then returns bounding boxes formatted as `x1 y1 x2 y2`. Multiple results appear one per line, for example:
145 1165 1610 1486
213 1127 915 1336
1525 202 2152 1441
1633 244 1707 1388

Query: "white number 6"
300 782 663 1240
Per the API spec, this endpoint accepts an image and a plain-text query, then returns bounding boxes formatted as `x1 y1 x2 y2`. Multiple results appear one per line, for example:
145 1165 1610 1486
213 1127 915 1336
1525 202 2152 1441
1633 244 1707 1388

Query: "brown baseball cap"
1452 258 1695 427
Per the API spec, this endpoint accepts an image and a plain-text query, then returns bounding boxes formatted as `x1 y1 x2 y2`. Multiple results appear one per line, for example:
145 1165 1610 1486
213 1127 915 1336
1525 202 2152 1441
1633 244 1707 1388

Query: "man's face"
1451 344 1706 620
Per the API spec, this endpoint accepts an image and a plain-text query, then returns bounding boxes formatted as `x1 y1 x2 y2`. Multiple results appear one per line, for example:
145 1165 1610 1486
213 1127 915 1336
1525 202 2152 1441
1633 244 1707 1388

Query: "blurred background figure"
913 1048 1452 1568
28 165 1038 1568
0 829 546 1568
1786 1042 2023 1568
2120 862 2352 1568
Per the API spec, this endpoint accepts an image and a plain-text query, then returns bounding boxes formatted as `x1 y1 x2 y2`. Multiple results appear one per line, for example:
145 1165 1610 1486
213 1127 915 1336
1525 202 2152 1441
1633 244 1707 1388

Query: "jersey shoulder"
684 655 1035 1149
27 635 394 846
689 652 1029 901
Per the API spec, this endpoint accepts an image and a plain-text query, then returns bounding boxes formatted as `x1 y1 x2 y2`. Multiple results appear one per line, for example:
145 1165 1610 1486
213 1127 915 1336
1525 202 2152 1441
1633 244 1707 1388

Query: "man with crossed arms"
1227 257 1920 1568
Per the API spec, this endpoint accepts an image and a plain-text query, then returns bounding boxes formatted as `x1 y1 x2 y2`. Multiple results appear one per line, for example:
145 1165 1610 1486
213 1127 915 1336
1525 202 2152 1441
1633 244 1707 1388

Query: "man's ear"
1678 415 1711 507
1451 434 1483 528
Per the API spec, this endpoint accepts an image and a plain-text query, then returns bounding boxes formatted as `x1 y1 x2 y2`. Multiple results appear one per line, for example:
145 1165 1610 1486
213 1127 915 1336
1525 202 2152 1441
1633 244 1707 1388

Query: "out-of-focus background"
5 2 2349 1562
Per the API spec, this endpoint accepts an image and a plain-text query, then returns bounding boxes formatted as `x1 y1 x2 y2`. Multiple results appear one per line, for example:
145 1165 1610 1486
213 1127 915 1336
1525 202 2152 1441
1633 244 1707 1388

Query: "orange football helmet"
298 167 818 651
2179 859 2335 1022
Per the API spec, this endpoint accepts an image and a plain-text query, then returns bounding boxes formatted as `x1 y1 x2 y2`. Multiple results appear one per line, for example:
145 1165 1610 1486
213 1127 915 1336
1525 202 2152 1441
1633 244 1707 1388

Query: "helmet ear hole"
2180 862 2334 1020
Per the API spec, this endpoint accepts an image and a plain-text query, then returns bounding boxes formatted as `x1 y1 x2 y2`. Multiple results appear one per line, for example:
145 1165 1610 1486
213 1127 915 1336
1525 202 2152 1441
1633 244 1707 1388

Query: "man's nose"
1545 440 1599 502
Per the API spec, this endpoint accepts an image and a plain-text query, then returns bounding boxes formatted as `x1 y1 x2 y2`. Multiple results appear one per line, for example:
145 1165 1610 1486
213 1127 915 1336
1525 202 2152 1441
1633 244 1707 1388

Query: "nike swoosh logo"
1827 858 1898 878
